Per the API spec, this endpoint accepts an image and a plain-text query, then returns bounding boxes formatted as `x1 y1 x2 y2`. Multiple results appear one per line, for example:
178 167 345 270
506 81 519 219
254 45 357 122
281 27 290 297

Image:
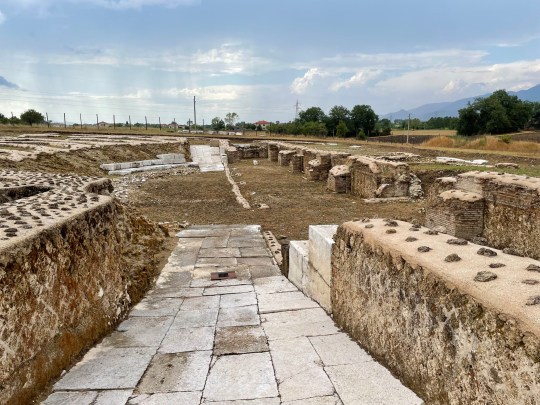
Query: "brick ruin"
426 171 540 259
0 170 167 405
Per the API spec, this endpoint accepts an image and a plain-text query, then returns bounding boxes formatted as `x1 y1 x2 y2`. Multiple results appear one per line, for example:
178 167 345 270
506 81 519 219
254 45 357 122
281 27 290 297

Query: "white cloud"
2 0 199 12
290 68 330 94
330 69 382 91
164 85 264 101
0 10 5 24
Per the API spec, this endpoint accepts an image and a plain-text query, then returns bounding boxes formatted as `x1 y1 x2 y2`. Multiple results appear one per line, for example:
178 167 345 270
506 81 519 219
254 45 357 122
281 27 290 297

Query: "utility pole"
145 116 148 130
96 114 99 129
46 113 50 128
193 96 197 133
79 113 82 128
295 100 300 120
159 117 161 130
129 115 132 131
63 113 66 128
407 113 410 144
10 112 13 126
202 118 205 134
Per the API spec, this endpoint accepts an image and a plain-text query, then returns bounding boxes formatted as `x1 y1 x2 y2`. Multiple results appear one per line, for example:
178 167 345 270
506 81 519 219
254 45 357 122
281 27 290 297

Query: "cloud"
2 0 199 11
290 68 330 94
0 75 19 89
163 85 267 101
330 69 382 91
0 10 5 24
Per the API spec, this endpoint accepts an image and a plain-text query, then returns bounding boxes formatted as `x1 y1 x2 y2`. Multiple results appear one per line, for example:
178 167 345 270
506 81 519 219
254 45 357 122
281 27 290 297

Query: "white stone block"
305 263 331 313
288 240 308 290
308 225 338 286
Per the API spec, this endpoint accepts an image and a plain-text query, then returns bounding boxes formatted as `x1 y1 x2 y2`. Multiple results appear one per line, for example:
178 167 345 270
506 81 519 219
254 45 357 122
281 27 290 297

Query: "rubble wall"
332 219 540 405
0 174 166 405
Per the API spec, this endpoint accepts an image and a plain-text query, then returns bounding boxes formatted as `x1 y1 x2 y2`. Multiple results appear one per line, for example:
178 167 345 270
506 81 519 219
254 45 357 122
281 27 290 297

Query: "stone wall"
426 171 540 259
332 219 540 404
0 171 166 405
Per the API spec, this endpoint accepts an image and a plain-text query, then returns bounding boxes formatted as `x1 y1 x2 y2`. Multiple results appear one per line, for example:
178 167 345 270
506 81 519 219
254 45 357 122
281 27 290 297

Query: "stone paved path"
190 145 224 172
42 225 422 405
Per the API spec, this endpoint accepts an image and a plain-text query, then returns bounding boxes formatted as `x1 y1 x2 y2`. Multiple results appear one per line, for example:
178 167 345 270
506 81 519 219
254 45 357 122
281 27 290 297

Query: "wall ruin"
0 171 166 405
332 219 540 404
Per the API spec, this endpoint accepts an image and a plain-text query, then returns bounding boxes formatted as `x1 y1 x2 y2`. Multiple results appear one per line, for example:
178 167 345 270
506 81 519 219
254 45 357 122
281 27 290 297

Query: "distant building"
96 121 110 128
255 120 271 130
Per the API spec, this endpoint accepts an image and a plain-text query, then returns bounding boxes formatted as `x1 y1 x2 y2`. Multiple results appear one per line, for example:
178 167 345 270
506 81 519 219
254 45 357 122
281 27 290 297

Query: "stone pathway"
190 145 225 172
42 225 422 405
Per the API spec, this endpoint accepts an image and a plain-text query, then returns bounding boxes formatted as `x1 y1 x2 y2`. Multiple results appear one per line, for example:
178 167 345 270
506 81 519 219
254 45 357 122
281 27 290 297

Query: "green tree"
328 105 350 136
224 112 238 129
298 106 326 123
301 121 328 136
527 102 540 129
211 117 225 130
20 109 45 126
336 120 349 137
375 118 392 135
0 113 8 124
350 104 378 137
457 103 480 136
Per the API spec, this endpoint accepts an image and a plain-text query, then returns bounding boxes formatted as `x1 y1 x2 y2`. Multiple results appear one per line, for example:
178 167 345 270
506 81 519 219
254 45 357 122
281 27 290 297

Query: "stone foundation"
0 171 166 405
278 150 295 167
327 165 351 193
349 156 411 198
289 154 304 173
332 219 540 404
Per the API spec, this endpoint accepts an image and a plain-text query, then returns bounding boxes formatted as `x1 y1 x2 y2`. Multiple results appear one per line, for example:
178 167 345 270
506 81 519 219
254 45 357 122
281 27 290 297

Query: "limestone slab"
308 225 338 286
159 326 215 353
269 337 334 402
153 271 191 291
177 228 230 238
325 363 423 404
214 325 268 355
151 286 203 299
220 292 257 308
202 399 280 405
309 333 373 366
128 391 202 405
238 257 275 266
172 308 219 328
137 351 212 393
204 284 254 296
281 395 343 405
54 347 155 390
101 316 174 348
305 262 332 313
262 308 339 341
217 305 260 327
258 291 319 314
202 235 230 248
180 296 220 311
130 297 183 317
199 248 241 258
228 237 267 248
196 257 238 268
254 276 298 295
44 390 132 405
248 265 281 279
288 240 309 291
191 278 251 288
239 247 271 257
203 352 278 401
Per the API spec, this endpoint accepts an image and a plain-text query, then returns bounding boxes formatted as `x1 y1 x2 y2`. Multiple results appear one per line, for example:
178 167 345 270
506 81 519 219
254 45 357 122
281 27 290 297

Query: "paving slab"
196 257 238 268
214 325 269 355
177 229 230 238
180 295 221 311
281 395 343 405
203 352 278 401
191 278 251 288
159 326 215 353
199 247 241 258
172 308 219 328
129 297 183 317
202 399 280 405
325 363 423 405
217 305 260 327
54 347 155 390
100 316 174 348
253 276 298 295
258 291 320 314
239 247 271 257
137 351 212 393
270 337 335 402
248 265 281 279
203 284 254 296
128 391 202 404
43 390 132 405
261 308 339 341
309 333 373 366
219 292 258 308
227 237 267 248
237 257 275 266
202 235 230 248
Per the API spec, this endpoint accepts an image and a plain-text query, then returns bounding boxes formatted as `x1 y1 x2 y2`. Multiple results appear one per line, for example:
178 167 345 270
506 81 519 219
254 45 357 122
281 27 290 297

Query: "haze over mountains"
382 84 540 121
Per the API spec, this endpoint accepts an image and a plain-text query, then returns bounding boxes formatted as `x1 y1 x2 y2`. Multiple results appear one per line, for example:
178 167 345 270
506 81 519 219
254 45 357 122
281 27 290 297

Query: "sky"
1 0 540 124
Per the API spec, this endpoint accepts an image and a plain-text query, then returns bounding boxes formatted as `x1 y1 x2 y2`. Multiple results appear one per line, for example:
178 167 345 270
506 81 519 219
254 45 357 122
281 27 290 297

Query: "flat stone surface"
237 257 275 266
239 247 271 257
248 265 281 279
258 291 319 314
101 316 174 348
227 237 267 248
203 353 278 401
309 333 373 366
43 390 133 405
150 286 204 298
159 326 215 353
254 275 298 295
262 308 339 341
137 351 211 393
214 325 268 355
202 399 280 405
204 284 254 296
128 391 202 404
220 292 257 308
270 337 335 402
199 247 241 258
54 347 155 390
191 278 251 288
217 305 260 327
281 396 343 405
196 257 238 268
180 296 221 311
202 235 230 248
129 297 183 317
172 308 219 328
325 363 423 404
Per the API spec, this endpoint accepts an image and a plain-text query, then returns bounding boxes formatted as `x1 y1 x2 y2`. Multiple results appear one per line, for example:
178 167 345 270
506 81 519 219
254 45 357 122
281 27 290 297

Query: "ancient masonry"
426 171 540 259
225 141 423 200
0 170 166 405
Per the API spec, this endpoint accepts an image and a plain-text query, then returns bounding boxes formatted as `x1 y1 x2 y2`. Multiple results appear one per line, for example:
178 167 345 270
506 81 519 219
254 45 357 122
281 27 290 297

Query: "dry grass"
392 129 456 136
422 135 540 154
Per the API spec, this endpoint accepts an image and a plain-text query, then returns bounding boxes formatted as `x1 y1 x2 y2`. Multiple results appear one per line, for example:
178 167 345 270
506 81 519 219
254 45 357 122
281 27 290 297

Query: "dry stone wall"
332 219 540 404
0 171 166 405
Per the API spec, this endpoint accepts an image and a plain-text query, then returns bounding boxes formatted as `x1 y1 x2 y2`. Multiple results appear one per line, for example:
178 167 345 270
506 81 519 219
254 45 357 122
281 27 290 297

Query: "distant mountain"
382 84 540 121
